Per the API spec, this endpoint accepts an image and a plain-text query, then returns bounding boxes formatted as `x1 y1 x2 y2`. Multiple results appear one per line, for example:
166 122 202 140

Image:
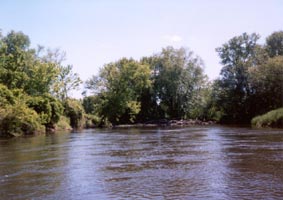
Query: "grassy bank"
251 108 283 128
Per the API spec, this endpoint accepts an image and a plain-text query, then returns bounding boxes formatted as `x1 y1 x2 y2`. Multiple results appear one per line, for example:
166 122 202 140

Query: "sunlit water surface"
0 126 283 199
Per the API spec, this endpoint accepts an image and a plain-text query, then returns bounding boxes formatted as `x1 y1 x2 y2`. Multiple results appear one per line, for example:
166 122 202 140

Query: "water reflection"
0 127 283 199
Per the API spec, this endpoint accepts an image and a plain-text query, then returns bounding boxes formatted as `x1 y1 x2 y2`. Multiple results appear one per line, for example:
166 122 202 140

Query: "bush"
251 108 283 128
0 84 16 106
0 85 62 136
27 95 63 128
27 96 52 124
84 114 100 128
64 99 85 129
0 103 45 137
55 116 72 131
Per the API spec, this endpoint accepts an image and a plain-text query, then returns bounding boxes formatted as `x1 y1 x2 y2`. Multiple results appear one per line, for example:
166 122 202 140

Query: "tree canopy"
0 30 82 136
213 31 283 123
1 29 283 136
85 47 208 125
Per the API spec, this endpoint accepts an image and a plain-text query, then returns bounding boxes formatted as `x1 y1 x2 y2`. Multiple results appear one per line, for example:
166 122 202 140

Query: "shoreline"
112 119 216 128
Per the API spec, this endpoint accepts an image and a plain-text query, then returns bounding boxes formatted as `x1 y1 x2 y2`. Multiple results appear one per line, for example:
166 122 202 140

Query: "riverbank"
113 119 216 128
252 107 283 128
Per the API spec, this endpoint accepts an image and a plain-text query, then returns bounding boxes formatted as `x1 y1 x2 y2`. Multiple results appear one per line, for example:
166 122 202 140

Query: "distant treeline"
83 31 283 126
1 30 283 136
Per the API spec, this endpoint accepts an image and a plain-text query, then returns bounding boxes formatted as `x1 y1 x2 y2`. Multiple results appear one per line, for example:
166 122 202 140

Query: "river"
0 126 283 199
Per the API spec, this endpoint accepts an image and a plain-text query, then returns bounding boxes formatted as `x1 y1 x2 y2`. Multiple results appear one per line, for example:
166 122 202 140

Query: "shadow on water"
0 126 283 199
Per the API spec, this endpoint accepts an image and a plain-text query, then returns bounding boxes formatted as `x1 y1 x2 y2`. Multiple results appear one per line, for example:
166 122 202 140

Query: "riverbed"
0 126 283 199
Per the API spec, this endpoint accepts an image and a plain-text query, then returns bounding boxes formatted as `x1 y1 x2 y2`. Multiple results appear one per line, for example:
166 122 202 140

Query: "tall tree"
153 47 207 119
52 65 82 101
266 31 283 57
215 33 261 123
85 58 151 124
249 56 283 115
0 31 33 90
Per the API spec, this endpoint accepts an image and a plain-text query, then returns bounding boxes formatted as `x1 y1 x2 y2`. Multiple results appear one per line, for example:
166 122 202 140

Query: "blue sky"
1 0 283 96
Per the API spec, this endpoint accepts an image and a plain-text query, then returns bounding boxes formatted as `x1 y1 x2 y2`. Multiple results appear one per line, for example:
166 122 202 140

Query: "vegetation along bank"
1 30 283 137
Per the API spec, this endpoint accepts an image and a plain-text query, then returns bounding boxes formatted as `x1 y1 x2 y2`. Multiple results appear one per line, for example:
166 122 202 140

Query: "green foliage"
0 99 45 137
0 30 83 136
86 58 151 124
3 30 30 53
55 116 72 131
0 31 32 90
64 99 85 129
266 31 283 57
252 108 283 128
213 31 283 125
25 61 60 96
52 65 82 101
2 28 283 133
249 56 283 114
85 47 209 124
0 83 16 105
82 95 97 114
0 30 80 98
214 33 261 123
27 95 63 127
150 47 207 119
84 114 100 128
27 96 52 124
49 97 64 125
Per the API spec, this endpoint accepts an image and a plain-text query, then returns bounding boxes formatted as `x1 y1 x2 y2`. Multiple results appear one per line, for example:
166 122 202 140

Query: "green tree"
0 30 81 135
82 95 97 114
266 31 283 57
25 61 59 96
86 58 151 124
152 47 207 119
0 31 63 96
27 94 63 129
0 84 45 137
0 31 33 90
215 33 261 123
64 99 85 129
52 65 82 101
249 56 283 115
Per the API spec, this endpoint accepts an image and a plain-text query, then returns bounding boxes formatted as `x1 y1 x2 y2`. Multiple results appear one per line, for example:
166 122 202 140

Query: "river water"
0 126 283 200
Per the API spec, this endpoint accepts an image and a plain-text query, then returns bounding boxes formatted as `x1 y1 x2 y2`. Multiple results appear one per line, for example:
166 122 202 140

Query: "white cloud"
162 34 183 42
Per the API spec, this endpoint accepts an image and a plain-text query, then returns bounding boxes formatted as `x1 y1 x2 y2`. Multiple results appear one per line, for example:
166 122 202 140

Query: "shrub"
0 103 45 137
0 84 15 107
85 114 100 128
251 108 283 128
27 95 63 128
55 116 72 131
64 99 85 129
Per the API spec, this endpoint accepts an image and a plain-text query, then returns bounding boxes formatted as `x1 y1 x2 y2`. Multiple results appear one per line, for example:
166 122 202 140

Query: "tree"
152 47 207 119
27 94 63 129
0 30 81 135
0 84 45 137
52 65 82 101
249 56 283 115
64 99 85 129
215 33 261 123
2 30 30 53
85 58 151 124
266 31 283 57
0 31 64 96
25 61 60 96
0 31 33 90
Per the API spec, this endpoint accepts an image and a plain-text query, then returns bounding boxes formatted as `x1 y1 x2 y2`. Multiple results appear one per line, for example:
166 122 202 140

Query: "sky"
1 0 283 97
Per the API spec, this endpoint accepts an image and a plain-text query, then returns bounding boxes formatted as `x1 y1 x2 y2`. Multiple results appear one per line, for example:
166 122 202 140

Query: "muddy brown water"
0 126 283 199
